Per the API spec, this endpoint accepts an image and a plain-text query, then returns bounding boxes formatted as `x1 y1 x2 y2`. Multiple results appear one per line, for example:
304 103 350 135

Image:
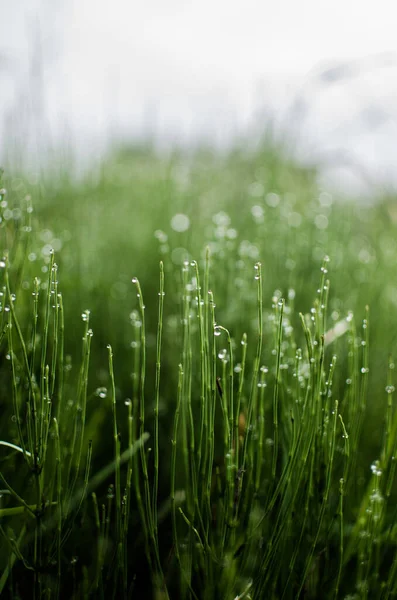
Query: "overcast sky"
1 0 397 189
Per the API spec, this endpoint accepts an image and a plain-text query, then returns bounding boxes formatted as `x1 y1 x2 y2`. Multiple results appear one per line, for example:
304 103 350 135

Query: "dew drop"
171 213 190 232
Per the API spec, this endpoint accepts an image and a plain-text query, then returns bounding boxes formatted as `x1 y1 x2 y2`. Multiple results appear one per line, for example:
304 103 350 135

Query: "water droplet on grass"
212 211 231 227
251 205 264 220
171 213 190 232
370 461 382 477
266 192 280 207
288 289 296 300
154 230 168 243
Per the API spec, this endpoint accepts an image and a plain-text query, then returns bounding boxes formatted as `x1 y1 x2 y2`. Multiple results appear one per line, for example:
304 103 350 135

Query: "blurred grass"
1 140 397 598
15 144 397 408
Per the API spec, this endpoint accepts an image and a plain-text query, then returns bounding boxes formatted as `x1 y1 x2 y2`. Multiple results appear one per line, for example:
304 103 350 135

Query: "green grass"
1 143 397 598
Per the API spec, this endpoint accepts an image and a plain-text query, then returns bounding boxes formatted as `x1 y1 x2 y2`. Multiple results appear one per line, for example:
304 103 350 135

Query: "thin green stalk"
39 251 55 457
5 268 37 463
0 472 35 516
41 364 51 466
181 262 195 512
255 365 267 494
108 344 121 545
178 507 205 553
385 549 397 599
152 261 164 539
91 493 101 591
65 319 92 512
130 311 152 572
0 524 33 571
240 263 263 508
214 325 234 525
272 298 284 479
235 333 247 476
360 306 370 412
297 399 339 597
0 525 27 595
50 263 59 399
206 290 217 521
385 357 396 496
334 476 344 599
59 441 93 549
193 260 206 488
201 248 211 497
339 414 350 483
131 277 153 537
53 418 62 599
28 276 40 456
132 276 165 592
56 293 64 424
83 434 149 497
100 502 106 590
7 313 29 465
171 365 183 565
180 261 195 592
122 401 134 592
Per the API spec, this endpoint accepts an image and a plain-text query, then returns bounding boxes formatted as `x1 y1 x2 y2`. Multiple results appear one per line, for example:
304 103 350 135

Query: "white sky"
69 0 397 70
1 0 397 189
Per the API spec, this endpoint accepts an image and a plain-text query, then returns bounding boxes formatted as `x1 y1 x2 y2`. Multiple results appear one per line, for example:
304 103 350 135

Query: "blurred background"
2 0 397 195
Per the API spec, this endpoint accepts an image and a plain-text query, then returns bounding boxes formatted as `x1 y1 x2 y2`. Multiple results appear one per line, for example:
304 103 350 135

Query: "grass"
0 142 397 598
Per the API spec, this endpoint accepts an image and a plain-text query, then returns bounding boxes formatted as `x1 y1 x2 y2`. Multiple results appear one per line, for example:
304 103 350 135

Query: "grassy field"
1 142 397 599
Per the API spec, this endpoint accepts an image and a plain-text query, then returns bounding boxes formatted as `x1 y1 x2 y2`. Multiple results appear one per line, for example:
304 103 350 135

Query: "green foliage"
0 146 397 598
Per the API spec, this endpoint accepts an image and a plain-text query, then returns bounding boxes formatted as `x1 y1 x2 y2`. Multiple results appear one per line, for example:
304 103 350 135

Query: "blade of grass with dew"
152 261 164 545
